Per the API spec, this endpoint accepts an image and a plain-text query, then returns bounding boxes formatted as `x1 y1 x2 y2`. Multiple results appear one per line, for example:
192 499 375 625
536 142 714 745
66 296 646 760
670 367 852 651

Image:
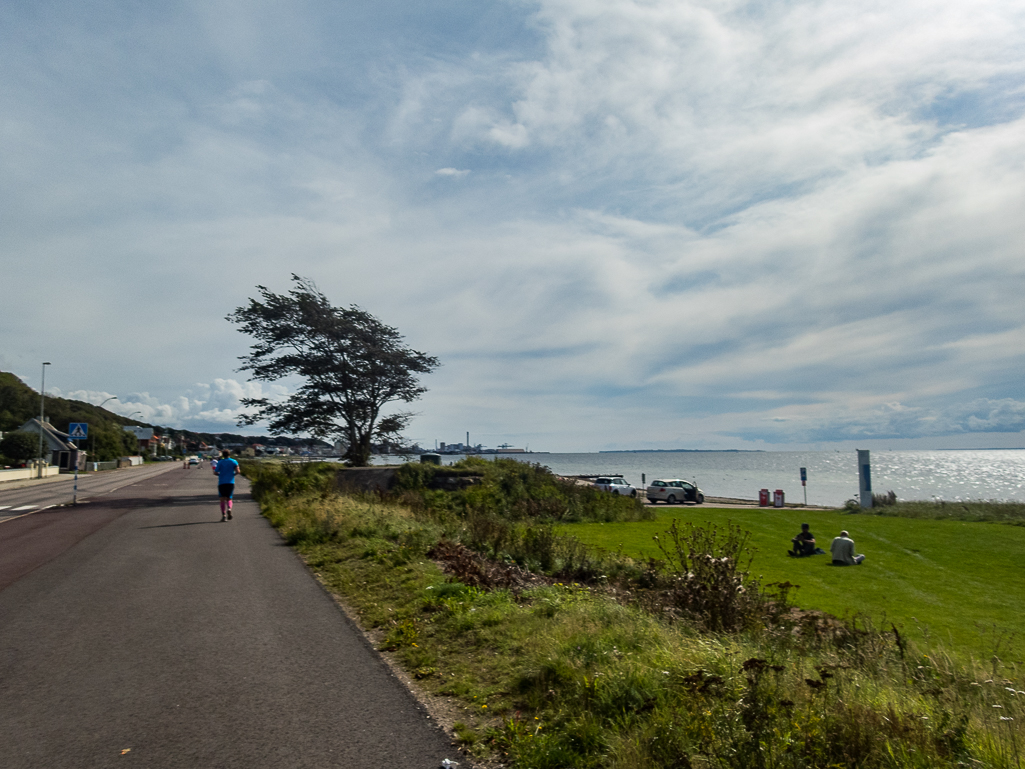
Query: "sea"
371 450 1025 508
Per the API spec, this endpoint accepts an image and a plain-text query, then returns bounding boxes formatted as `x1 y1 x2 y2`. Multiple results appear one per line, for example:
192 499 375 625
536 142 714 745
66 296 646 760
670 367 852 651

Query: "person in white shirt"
830 530 865 565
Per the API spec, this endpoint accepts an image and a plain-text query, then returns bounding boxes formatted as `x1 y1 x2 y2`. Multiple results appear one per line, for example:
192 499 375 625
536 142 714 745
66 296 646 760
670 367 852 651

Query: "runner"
213 450 240 522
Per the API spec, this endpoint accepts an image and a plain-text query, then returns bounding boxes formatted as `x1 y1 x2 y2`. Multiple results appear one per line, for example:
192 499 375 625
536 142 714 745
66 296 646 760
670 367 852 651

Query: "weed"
650 520 792 632
873 490 898 507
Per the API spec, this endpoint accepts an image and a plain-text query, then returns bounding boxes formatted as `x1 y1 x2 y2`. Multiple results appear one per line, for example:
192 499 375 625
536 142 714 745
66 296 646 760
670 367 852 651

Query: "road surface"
0 462 179 521
0 465 460 768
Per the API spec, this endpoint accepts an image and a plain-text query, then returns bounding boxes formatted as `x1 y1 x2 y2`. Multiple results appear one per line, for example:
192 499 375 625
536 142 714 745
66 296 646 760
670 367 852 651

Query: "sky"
2 0 1024 453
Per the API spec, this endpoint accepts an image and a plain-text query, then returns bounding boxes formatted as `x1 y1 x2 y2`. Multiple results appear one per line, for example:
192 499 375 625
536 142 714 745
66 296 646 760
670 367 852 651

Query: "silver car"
646 479 705 504
592 477 638 497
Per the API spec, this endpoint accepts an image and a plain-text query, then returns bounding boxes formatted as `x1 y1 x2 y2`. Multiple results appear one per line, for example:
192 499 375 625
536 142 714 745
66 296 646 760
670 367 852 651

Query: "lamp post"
37 362 51 475
124 412 144 456
91 397 117 459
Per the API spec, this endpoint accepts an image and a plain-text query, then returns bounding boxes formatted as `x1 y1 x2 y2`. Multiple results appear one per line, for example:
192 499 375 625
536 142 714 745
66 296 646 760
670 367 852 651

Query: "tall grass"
847 496 1025 525
247 462 1025 769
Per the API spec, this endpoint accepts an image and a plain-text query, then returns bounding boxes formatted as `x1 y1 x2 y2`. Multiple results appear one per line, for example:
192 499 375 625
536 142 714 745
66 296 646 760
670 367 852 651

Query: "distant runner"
213 450 240 522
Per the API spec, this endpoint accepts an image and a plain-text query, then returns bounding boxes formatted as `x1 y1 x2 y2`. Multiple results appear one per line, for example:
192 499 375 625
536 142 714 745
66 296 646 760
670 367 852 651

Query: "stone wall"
335 466 401 493
0 465 61 483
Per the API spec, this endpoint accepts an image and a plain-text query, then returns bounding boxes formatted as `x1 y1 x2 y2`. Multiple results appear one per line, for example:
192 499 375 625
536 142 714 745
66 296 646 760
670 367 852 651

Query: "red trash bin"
759 489 770 507
774 489 785 507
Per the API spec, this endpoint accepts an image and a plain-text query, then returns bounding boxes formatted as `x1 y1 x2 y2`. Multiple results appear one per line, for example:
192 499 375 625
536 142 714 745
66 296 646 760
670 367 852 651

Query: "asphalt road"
0 462 180 520
0 466 460 768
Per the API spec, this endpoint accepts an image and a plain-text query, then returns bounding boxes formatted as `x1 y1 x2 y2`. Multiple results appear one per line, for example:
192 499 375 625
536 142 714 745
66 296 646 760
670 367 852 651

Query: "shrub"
0 431 38 462
244 460 337 502
393 457 650 524
872 490 898 506
651 520 793 632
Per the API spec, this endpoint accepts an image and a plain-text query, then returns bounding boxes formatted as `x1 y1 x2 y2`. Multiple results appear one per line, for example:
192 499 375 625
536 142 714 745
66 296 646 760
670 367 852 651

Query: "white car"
646 479 705 504
592 477 638 497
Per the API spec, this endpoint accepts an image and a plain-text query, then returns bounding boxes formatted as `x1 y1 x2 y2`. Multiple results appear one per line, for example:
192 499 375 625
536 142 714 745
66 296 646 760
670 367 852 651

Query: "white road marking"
0 506 10 511
0 504 55 524
12 505 36 511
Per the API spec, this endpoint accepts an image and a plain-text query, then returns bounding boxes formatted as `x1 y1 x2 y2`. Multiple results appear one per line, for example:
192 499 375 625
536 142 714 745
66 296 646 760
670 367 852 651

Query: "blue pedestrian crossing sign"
68 422 88 439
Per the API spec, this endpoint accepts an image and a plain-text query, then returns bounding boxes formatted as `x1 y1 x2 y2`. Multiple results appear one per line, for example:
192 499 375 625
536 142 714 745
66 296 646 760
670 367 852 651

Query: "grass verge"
562 506 1025 663
249 462 1025 769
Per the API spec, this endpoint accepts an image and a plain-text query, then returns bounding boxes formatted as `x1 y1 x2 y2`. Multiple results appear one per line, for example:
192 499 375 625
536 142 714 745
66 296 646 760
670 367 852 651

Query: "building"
122 426 159 454
19 418 85 470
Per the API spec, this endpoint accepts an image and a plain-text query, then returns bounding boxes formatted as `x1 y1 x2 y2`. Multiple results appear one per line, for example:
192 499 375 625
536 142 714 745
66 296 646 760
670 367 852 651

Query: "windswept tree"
228 276 439 466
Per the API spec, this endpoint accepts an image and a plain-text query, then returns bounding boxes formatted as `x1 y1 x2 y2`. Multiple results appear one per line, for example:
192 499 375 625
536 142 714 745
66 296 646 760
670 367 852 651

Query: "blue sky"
2 0 1024 452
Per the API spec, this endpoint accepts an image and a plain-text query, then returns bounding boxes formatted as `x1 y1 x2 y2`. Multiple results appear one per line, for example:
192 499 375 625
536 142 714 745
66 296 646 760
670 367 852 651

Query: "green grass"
247 463 1025 769
561 507 1025 663
864 498 1025 524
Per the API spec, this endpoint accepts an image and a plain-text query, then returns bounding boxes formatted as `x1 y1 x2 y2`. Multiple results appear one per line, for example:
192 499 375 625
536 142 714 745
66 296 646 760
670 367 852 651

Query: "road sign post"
69 423 88 505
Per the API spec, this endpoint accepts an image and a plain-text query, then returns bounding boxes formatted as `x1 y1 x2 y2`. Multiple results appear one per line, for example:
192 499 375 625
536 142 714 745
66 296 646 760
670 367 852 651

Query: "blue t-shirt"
216 458 239 484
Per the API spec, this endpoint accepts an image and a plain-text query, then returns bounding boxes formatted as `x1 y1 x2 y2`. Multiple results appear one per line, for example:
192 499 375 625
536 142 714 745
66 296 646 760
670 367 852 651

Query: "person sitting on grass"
831 530 866 565
789 523 817 557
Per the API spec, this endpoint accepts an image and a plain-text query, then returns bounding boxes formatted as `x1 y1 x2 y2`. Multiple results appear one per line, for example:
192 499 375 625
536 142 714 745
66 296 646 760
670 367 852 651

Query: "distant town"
125 427 539 460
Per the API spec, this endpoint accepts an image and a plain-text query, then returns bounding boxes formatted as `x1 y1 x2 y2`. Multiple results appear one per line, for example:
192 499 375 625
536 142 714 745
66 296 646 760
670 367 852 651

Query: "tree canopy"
228 276 439 466
0 431 38 462
0 372 141 462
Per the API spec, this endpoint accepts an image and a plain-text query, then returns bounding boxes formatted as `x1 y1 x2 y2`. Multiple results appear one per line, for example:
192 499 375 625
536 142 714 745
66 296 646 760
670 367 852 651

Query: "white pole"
858 449 873 508
38 362 51 477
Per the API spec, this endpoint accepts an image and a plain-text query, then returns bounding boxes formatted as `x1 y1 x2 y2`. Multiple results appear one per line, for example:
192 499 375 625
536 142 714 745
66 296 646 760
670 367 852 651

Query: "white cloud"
2 0 1024 452
50 379 290 433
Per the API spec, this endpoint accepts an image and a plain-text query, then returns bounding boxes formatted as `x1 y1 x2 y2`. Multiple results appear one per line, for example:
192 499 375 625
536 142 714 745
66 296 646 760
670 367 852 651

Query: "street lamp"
38 362 51 472
92 397 117 457
124 412 144 456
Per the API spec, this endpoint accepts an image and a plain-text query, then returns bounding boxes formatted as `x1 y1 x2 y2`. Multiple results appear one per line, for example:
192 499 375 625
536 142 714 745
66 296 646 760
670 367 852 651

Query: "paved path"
0 463 180 521
0 467 459 768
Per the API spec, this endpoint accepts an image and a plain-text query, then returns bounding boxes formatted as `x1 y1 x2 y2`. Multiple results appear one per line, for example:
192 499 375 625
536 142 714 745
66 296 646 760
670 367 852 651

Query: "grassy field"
247 463 1025 768
561 506 1025 663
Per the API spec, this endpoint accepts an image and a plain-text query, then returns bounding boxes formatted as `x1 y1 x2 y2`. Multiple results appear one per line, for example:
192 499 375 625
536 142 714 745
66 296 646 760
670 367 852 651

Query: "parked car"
592 477 638 497
646 479 705 504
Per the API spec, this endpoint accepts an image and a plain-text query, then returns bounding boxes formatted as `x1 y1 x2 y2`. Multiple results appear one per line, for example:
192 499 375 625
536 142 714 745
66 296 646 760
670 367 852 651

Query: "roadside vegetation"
0 370 140 462
245 460 1025 769
855 493 1025 525
564 507 1025 664
0 430 39 466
